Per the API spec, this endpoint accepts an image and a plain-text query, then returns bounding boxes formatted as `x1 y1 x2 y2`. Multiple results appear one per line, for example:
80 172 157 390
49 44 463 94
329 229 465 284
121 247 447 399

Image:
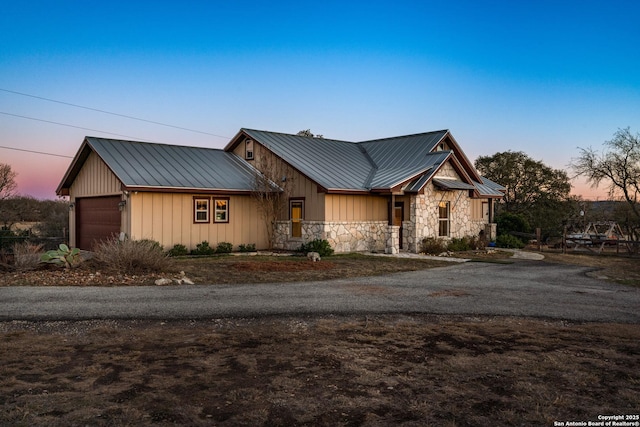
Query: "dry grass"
1 315 638 426
536 249 640 286
0 253 455 286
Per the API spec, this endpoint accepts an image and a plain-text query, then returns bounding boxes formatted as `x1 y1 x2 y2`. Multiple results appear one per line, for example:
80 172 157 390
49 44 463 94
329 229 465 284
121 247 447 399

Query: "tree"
251 151 294 249
296 129 324 138
571 128 640 225
0 163 17 200
475 151 575 237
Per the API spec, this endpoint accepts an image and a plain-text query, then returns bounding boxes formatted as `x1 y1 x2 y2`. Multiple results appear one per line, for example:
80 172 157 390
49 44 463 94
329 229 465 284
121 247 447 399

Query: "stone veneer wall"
273 220 392 253
407 181 487 253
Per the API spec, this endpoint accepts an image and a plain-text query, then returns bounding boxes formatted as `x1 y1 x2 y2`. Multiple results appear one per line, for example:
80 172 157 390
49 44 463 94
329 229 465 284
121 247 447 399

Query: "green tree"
475 151 575 237
572 128 640 226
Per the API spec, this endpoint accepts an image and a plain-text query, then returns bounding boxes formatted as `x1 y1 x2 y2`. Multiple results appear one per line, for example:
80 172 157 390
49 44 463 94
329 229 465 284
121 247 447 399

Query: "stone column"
386 225 400 254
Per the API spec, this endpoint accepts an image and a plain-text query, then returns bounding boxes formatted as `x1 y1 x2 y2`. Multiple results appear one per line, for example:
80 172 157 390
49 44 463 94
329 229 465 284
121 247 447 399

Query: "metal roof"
433 178 476 191
473 177 506 197
58 130 505 198
59 137 263 193
242 129 373 191
242 129 458 192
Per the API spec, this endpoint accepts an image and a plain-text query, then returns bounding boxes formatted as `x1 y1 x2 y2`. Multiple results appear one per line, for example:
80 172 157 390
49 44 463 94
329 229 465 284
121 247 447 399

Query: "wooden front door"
290 200 304 238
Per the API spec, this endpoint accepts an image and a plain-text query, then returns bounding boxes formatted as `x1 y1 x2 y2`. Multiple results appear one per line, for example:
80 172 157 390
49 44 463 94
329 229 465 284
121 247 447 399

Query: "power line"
0 145 73 159
0 88 230 140
0 111 154 141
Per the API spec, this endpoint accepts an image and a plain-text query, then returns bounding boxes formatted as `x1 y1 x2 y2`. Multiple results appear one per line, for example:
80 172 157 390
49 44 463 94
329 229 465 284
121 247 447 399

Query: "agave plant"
41 244 81 269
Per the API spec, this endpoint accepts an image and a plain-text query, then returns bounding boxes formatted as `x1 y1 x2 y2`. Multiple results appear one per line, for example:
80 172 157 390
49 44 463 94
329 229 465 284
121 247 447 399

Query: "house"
57 128 504 253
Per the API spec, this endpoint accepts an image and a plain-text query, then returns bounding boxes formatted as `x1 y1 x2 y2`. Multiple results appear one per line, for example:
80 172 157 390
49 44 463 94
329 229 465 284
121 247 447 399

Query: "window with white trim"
194 198 210 223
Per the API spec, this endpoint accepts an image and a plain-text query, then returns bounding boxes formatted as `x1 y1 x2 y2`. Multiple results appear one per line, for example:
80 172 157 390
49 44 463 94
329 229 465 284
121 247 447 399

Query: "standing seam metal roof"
84 137 261 191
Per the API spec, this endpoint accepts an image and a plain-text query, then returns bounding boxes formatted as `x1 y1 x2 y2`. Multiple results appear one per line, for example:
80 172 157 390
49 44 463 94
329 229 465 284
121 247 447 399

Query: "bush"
447 237 471 252
496 212 531 241
191 241 215 256
299 239 334 257
495 234 525 249
239 243 256 253
94 237 168 274
216 242 233 254
13 242 43 271
167 244 189 257
420 237 447 254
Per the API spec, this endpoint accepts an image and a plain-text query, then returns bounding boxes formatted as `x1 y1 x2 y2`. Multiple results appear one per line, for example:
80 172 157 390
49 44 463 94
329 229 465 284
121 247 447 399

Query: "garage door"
76 196 121 250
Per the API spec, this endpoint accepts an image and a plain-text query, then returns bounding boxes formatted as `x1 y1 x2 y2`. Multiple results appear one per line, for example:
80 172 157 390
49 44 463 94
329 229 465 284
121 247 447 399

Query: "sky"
1 0 639 200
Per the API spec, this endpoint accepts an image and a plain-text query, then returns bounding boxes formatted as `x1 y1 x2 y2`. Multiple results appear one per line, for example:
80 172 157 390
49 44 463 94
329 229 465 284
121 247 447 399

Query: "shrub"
216 242 233 254
299 239 334 257
495 234 525 249
239 243 256 253
496 212 531 241
93 237 168 274
41 243 81 269
191 241 215 256
447 237 471 252
13 242 43 271
420 237 447 254
167 244 189 257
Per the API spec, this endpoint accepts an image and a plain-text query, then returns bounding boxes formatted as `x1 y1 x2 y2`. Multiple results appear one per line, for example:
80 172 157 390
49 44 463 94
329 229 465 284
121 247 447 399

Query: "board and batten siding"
325 194 388 221
128 192 268 251
69 151 122 197
232 140 326 221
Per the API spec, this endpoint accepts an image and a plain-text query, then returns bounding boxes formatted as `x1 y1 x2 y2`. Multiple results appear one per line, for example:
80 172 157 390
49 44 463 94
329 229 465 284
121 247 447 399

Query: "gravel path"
1 257 638 323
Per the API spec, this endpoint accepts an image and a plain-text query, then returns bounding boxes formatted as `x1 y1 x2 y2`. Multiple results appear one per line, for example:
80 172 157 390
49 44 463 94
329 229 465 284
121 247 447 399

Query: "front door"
290 200 304 238
393 202 404 249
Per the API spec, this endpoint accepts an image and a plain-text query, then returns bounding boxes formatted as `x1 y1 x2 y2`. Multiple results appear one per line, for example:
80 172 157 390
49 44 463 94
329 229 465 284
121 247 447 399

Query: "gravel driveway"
1 258 638 323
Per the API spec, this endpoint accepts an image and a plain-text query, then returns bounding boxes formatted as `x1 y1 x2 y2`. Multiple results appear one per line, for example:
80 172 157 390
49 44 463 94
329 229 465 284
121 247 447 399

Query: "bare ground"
1 250 639 425
1 315 639 426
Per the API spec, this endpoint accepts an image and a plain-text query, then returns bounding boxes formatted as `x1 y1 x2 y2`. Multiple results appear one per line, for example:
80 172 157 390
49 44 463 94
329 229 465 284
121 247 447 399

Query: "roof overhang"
433 178 476 191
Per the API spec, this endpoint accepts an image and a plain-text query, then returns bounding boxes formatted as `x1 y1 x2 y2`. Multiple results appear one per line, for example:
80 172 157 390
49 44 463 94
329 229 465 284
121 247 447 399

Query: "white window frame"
194 197 210 223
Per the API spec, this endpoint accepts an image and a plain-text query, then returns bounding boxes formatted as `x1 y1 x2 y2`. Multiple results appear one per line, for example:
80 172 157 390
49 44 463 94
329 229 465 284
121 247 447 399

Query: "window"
290 199 304 238
214 198 229 223
245 139 254 160
194 198 210 223
438 201 450 237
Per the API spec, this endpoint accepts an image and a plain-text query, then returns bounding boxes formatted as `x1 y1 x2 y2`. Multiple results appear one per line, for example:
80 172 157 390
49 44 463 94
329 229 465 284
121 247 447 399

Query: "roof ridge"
242 128 357 144
358 129 449 144
85 136 223 152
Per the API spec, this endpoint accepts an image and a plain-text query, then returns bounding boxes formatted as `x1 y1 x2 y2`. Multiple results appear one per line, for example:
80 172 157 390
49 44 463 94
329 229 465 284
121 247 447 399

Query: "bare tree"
572 128 640 223
0 163 17 200
250 152 294 249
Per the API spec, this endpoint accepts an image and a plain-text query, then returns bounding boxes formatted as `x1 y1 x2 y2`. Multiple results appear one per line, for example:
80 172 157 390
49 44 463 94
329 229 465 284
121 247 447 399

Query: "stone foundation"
273 220 391 253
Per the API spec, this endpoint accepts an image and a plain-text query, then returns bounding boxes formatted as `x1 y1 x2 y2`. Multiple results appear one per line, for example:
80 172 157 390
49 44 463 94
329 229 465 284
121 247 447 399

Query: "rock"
307 252 321 262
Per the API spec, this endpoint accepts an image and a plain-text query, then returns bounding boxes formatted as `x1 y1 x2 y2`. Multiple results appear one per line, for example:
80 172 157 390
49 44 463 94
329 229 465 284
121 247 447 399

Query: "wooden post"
562 226 567 254
536 228 541 252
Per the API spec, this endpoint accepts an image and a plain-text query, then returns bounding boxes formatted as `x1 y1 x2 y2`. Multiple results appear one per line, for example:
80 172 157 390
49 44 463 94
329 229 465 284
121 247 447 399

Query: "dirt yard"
1 250 639 426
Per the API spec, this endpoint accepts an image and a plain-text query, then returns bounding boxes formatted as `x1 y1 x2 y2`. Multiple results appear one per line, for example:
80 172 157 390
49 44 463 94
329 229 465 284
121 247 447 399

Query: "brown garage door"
76 196 121 250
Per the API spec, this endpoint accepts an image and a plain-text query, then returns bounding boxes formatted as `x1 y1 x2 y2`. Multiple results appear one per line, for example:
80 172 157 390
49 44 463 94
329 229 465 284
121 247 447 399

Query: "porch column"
386 225 400 254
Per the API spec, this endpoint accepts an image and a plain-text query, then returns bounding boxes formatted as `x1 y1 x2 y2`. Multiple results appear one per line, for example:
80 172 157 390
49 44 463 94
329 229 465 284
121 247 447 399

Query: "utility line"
0 111 154 141
0 88 230 140
0 145 73 158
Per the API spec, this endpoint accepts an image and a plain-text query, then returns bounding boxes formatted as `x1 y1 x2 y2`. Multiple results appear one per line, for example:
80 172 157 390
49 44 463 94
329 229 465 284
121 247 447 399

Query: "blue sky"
1 0 639 199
